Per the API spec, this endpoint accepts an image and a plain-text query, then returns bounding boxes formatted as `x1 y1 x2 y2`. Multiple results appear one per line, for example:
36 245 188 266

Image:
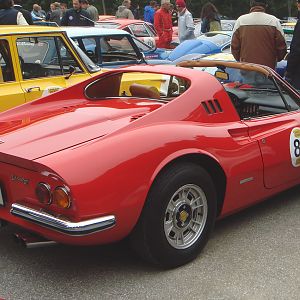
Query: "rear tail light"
35 183 52 205
53 186 71 209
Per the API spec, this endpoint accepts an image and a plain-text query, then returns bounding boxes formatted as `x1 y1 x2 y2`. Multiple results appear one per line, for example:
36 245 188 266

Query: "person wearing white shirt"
176 0 195 43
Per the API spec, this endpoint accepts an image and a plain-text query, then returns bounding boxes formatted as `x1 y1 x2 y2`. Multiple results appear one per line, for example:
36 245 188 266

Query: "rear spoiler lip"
0 151 55 174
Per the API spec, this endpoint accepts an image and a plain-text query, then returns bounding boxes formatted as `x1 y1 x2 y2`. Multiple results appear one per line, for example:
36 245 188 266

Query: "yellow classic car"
0 26 101 112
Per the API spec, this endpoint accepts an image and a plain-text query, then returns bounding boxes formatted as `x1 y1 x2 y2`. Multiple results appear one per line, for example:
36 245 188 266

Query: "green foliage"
23 0 299 19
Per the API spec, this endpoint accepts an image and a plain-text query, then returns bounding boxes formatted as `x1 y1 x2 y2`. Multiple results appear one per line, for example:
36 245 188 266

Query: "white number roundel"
290 127 300 167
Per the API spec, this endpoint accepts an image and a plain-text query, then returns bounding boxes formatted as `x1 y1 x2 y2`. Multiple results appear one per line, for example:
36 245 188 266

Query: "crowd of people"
0 0 98 26
0 0 300 89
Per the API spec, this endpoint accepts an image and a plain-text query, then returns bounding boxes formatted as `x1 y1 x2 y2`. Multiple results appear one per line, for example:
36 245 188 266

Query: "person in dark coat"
49 2 62 25
200 2 221 33
61 0 94 26
0 0 28 25
13 0 33 25
286 20 300 89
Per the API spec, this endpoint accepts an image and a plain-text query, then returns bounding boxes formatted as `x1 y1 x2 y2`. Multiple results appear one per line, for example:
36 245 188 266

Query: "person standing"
144 1 156 24
60 2 68 17
13 0 33 25
48 2 62 25
0 0 28 25
176 0 195 43
81 0 99 22
286 19 300 89
231 0 287 70
45 3 55 21
170 4 178 26
297 0 300 19
61 0 94 26
131 4 141 19
154 0 173 48
200 2 221 33
115 0 134 19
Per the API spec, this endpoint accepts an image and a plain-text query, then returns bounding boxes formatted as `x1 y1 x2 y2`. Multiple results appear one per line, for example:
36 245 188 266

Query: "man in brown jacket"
231 0 287 69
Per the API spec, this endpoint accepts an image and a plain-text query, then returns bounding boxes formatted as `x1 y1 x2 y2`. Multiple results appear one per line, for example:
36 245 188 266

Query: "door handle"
25 86 41 93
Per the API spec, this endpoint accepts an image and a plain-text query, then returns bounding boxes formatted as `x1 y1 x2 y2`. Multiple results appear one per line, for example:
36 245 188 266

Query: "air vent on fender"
202 99 223 115
130 113 146 121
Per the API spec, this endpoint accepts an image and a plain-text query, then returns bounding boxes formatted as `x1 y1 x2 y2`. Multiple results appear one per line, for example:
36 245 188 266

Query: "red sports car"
97 19 177 49
0 61 300 268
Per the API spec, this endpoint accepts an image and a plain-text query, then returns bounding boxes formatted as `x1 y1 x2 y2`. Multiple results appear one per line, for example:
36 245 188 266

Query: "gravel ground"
0 186 299 300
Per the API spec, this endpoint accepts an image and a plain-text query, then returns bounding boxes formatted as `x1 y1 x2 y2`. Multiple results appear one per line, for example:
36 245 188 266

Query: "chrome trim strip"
10 203 116 236
239 177 254 185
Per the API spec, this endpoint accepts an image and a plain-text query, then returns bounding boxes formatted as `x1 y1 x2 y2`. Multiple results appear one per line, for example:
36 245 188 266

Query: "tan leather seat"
129 83 160 99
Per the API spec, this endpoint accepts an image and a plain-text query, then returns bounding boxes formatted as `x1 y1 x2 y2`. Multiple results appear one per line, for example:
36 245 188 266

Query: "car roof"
0 25 64 36
63 26 131 37
98 19 151 26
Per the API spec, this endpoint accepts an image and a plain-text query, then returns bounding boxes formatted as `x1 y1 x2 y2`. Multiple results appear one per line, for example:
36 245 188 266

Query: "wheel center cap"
176 204 192 228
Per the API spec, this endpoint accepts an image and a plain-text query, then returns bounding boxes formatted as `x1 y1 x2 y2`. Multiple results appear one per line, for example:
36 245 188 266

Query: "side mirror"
65 65 76 79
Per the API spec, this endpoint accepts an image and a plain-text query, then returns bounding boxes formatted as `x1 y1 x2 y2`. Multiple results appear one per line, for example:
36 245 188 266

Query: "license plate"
0 187 4 206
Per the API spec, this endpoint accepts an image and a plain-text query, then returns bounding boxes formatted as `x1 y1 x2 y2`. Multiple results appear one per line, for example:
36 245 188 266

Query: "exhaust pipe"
14 232 57 249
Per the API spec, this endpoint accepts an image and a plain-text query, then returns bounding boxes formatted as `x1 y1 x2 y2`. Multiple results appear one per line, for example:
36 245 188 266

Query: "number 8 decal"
290 128 300 167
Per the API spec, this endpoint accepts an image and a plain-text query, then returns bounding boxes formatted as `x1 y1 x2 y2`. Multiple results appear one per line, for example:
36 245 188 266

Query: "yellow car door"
0 37 26 112
13 34 92 102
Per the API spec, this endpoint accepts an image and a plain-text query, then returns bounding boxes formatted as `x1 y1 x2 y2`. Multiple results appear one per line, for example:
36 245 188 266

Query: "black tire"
130 162 217 268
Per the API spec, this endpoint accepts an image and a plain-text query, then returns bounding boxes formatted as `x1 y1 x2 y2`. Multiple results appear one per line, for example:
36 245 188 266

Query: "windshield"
132 37 153 52
71 35 141 66
69 39 100 72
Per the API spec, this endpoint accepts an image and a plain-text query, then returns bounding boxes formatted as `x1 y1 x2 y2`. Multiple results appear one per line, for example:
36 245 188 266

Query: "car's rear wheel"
130 162 217 268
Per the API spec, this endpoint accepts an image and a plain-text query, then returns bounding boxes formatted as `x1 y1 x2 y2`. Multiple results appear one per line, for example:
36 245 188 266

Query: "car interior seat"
129 83 160 99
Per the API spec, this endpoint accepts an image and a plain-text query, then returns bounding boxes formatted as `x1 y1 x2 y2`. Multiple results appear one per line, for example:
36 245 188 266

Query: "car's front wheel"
130 162 217 268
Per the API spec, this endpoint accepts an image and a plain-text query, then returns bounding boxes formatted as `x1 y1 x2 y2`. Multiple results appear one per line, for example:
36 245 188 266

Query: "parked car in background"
132 37 171 60
97 19 177 49
65 27 146 68
194 19 236 37
1 61 300 268
147 31 232 65
98 15 115 21
0 25 100 112
186 52 288 78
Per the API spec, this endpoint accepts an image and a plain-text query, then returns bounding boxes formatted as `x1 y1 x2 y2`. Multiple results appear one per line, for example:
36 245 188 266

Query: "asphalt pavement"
0 185 299 300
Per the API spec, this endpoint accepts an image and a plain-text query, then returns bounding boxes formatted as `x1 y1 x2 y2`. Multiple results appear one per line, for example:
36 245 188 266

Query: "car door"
13 34 90 102
0 37 25 112
241 74 300 189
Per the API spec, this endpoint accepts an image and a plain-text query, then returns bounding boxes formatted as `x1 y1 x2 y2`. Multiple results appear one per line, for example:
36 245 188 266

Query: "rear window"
85 72 190 102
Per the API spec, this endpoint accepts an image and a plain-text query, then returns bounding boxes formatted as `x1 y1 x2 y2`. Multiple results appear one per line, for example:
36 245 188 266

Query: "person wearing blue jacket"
144 0 156 24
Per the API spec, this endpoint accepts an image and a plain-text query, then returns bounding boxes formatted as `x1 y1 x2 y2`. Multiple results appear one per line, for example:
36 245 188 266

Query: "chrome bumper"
10 203 116 236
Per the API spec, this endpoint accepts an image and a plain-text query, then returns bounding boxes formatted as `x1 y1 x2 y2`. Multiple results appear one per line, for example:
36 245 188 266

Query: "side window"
0 39 15 82
222 69 292 119
17 36 83 80
73 37 97 63
147 24 157 36
99 36 139 64
130 24 150 37
17 36 62 79
85 72 190 101
56 37 83 74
